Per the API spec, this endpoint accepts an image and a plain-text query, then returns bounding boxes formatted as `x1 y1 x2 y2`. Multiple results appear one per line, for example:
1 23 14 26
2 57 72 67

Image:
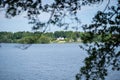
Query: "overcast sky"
0 0 117 32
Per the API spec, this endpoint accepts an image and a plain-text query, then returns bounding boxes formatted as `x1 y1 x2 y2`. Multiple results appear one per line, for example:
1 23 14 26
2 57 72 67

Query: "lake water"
0 43 119 80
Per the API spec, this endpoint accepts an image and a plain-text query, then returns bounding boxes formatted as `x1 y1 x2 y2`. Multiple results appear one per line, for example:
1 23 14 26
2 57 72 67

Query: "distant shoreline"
0 41 82 44
0 31 114 44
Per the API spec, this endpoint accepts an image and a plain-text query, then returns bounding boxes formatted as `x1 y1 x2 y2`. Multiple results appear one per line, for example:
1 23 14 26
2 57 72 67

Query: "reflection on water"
0 43 119 80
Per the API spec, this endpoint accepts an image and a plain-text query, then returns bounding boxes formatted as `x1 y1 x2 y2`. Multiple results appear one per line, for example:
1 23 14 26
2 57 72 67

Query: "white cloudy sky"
0 0 117 32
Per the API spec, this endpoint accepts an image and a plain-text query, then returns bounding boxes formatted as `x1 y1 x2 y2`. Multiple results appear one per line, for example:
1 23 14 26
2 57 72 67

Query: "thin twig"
18 7 56 50
103 0 110 12
43 7 56 33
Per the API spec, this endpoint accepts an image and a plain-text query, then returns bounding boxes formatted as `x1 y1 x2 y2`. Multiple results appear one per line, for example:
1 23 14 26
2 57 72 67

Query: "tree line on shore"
0 31 114 44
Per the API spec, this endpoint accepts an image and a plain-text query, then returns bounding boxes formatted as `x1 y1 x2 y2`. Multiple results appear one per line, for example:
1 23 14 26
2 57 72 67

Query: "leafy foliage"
0 0 103 32
37 35 50 44
0 0 119 80
76 1 120 80
0 31 83 43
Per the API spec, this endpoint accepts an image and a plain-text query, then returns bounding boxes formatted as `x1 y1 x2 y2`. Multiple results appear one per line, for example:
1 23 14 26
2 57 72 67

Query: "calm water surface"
0 43 119 80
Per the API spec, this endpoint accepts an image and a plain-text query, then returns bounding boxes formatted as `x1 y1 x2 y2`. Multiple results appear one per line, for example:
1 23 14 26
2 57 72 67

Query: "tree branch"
103 0 110 12
43 7 56 33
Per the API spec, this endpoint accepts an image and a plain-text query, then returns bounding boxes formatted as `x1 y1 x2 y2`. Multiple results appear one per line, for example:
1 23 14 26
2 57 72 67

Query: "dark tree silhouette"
76 1 120 80
0 0 119 80
0 0 103 32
